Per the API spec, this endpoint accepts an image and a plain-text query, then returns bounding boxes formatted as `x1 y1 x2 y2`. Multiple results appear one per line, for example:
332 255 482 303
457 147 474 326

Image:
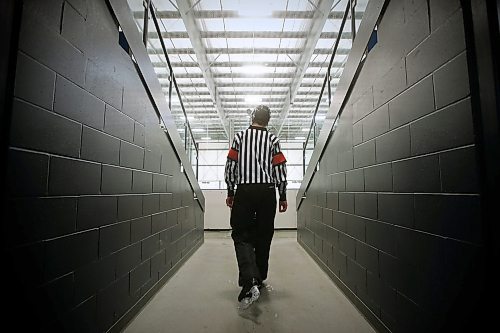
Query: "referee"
224 105 288 308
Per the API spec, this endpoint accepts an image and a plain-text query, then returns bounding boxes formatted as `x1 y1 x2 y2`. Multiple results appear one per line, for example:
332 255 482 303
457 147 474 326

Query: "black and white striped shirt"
225 126 287 200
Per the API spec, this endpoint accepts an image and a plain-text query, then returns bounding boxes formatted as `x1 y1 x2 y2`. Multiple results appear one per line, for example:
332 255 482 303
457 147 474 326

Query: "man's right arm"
224 136 239 207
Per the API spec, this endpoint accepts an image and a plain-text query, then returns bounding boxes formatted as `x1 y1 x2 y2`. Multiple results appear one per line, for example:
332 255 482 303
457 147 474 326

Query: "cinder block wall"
297 0 482 332
5 0 204 331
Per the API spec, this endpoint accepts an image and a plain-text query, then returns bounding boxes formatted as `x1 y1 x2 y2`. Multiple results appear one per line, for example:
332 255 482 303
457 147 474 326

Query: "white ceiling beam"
156 61 345 68
175 82 327 88
161 72 329 79
134 10 362 19
148 47 350 55
148 31 351 39
174 0 229 138
276 0 335 136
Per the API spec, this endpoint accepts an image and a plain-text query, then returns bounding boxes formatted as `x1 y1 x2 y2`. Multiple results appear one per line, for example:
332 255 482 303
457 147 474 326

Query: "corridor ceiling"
129 0 367 143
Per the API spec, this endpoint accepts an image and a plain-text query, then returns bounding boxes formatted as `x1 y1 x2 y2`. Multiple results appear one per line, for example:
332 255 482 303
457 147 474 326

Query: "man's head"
251 105 271 126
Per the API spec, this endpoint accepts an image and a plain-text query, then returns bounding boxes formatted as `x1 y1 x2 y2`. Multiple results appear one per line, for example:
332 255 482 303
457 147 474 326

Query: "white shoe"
238 285 260 309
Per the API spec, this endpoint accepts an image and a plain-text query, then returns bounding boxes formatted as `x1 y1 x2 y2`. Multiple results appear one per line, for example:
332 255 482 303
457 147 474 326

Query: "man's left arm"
272 141 288 212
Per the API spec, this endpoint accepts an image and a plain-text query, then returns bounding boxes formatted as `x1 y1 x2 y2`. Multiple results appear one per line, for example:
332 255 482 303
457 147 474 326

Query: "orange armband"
272 152 286 166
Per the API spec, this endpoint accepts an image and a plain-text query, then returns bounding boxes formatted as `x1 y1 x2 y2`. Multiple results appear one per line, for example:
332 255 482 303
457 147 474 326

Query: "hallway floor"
123 231 376 333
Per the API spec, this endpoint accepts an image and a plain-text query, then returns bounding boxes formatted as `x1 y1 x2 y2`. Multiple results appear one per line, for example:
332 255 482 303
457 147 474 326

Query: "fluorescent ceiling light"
191 128 204 132
245 95 262 105
301 128 311 132
294 136 306 140
200 137 211 140
240 65 268 75
315 115 326 120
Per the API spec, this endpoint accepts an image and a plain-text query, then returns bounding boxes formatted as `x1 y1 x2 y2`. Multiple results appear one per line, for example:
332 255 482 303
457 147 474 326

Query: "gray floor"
123 231 376 333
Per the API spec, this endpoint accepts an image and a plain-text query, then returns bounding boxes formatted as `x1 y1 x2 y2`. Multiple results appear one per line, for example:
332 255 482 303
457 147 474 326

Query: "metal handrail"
146 1 199 161
303 0 353 174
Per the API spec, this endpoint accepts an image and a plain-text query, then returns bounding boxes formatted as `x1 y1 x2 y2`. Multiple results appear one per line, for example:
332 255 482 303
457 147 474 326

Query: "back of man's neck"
251 123 266 128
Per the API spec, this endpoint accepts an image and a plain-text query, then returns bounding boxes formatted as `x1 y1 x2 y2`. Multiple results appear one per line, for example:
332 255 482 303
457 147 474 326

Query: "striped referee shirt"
225 125 287 200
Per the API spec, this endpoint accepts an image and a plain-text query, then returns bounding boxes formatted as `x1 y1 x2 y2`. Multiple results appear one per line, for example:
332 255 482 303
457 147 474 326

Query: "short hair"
252 105 271 126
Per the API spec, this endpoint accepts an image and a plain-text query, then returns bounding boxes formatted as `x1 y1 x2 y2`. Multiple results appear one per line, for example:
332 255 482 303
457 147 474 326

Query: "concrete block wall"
297 0 482 332
6 0 204 331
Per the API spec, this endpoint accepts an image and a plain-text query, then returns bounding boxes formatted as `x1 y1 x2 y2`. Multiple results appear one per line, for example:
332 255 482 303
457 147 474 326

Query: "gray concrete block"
81 126 120 165
99 221 131 257
143 194 160 215
354 140 376 168
151 213 168 234
19 13 86 85
322 208 333 227
410 97 474 155
429 0 461 31
54 75 105 130
10 99 82 158
401 0 430 52
326 192 339 210
153 174 168 193
353 122 363 146
44 230 98 280
332 172 346 192
85 60 123 110
378 193 414 227
77 196 117 230
377 251 398 288
338 149 354 171
101 165 132 194
104 105 134 142
132 171 153 194
49 157 101 195
159 193 173 211
73 257 114 306
115 243 141 277
134 122 146 148
339 193 354 214
145 150 162 173
356 241 379 275
8 197 77 244
122 85 146 123
355 193 378 219
339 232 356 259
393 155 440 193
365 219 396 256
120 141 144 170
440 146 479 193
433 52 469 109
66 0 88 18
118 195 143 221
23 0 64 32
8 149 49 196
62 2 87 52
353 88 374 123
414 194 481 243
131 217 152 243
406 9 465 85
15 52 55 110
346 169 364 192
346 214 367 242
389 75 434 129
373 58 406 108
375 0 405 63
364 163 393 192
363 104 390 141
161 148 180 176
375 126 411 163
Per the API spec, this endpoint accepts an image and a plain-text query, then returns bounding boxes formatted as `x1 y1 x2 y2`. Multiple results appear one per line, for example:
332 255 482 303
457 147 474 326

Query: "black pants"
230 184 277 287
